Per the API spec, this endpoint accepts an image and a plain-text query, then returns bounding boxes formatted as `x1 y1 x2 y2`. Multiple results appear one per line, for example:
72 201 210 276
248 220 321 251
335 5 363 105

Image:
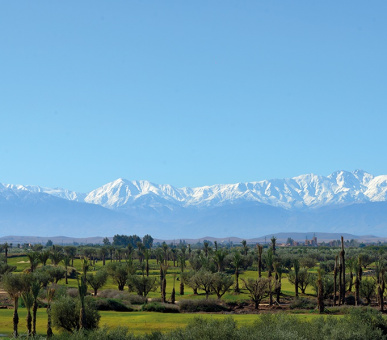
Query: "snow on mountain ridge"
84 170 387 210
2 183 86 202
2 170 387 211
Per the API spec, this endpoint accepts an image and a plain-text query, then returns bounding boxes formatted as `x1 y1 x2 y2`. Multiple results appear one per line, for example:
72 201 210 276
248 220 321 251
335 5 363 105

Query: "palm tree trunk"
79 306 86 329
13 297 19 338
338 263 343 306
340 236 346 305
32 301 38 336
27 309 32 336
235 269 240 292
47 305 53 338
318 279 324 313
333 257 338 306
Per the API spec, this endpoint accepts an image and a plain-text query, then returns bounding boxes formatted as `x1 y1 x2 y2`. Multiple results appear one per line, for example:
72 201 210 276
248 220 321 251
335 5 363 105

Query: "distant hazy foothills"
0 232 385 246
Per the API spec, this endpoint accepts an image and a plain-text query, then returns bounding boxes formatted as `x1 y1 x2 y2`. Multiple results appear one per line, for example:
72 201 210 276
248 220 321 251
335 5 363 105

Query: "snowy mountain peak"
2 170 387 212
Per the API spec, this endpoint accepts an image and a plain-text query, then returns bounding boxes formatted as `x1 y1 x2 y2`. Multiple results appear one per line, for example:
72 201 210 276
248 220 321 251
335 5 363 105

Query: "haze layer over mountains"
1 170 387 238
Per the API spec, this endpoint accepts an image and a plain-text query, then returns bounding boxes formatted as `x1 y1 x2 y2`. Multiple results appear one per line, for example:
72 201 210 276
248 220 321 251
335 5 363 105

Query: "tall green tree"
231 251 243 293
20 278 34 336
26 251 40 273
256 244 263 278
2 273 25 337
86 270 108 296
31 278 41 337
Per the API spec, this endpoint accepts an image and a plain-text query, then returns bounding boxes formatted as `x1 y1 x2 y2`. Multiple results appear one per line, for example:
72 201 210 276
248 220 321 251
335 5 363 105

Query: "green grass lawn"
0 308 338 337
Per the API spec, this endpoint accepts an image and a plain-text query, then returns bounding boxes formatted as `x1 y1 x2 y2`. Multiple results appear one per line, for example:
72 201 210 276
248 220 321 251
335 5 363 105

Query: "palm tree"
241 240 248 256
3 242 9 263
39 250 50 266
266 248 274 277
346 257 356 292
203 242 210 258
256 244 263 278
139 242 147 263
115 248 123 262
355 255 362 306
162 243 169 264
179 249 186 295
160 263 168 302
31 279 41 337
63 255 71 284
333 255 338 306
98 247 108 266
46 286 55 337
78 274 88 329
50 248 63 266
231 251 243 293
339 236 346 305
270 236 277 255
144 249 151 277
108 246 115 262
273 262 283 303
2 273 25 337
21 283 34 336
26 251 40 273
213 249 227 272
125 244 133 261
64 246 77 266
293 258 300 297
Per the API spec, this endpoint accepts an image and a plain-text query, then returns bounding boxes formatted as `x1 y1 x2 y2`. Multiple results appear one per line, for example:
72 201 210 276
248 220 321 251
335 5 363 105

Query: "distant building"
305 235 318 246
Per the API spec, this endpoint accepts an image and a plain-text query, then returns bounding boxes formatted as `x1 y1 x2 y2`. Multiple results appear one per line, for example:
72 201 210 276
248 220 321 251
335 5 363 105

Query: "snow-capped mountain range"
1 170 387 238
3 170 387 210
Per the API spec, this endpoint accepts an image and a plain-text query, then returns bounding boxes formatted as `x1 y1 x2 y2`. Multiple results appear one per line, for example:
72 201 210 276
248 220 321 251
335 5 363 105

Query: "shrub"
67 288 79 298
127 294 147 305
141 302 179 313
98 289 146 305
51 296 100 332
95 298 133 311
289 297 315 310
179 299 229 313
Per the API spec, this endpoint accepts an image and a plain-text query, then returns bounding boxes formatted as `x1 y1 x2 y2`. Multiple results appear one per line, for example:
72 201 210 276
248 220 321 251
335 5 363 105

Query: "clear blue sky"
1 1 386 192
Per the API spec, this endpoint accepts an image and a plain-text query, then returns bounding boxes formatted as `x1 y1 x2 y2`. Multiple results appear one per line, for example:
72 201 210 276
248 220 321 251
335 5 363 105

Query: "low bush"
289 297 316 310
179 299 229 313
141 302 179 313
127 294 147 305
98 290 146 305
95 298 133 311
67 288 79 298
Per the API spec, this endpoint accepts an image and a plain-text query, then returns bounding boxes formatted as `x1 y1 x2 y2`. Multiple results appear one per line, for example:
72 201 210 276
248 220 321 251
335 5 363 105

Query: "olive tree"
241 277 271 310
211 272 234 299
127 275 158 297
86 269 108 296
